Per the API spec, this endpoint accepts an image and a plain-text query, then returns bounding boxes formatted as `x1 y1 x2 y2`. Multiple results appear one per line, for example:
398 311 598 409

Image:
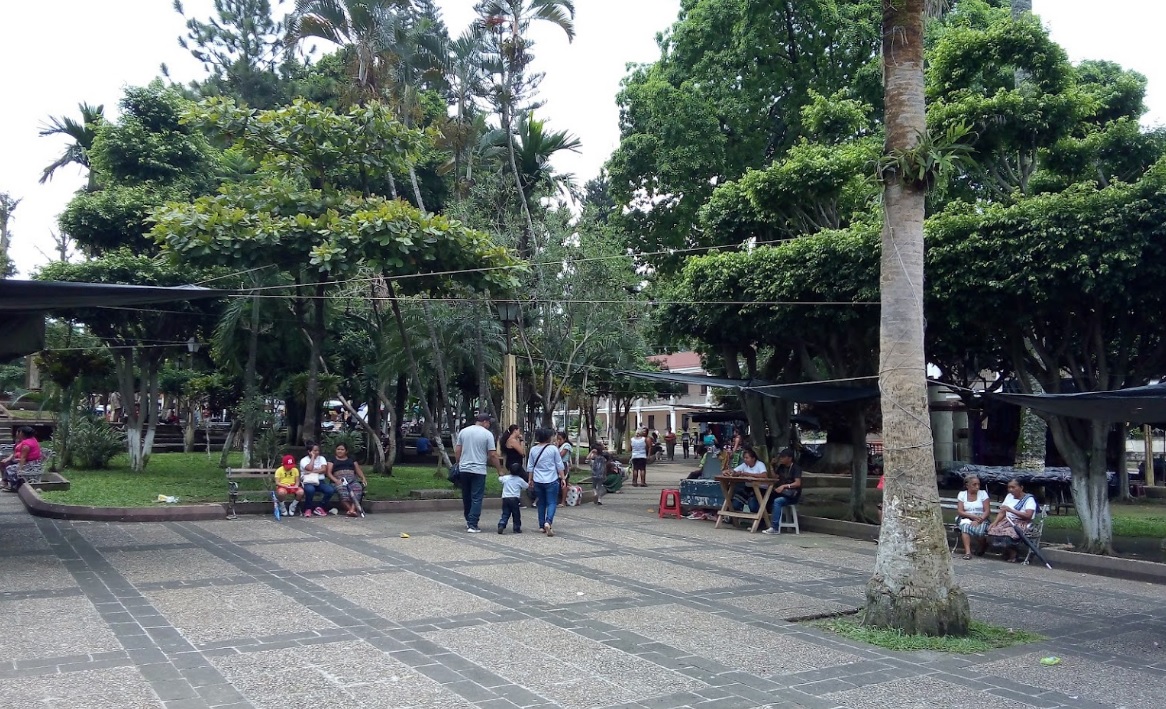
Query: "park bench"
224 467 275 520
1 444 52 486
939 496 1047 565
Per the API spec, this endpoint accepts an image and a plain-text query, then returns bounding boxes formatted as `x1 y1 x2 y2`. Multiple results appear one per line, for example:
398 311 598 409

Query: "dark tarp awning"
0 280 229 360
0 280 226 312
689 409 820 428
988 383 1166 424
614 369 879 405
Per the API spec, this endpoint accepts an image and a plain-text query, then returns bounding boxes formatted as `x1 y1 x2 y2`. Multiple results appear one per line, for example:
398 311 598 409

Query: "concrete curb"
18 483 596 522
796 514 1166 586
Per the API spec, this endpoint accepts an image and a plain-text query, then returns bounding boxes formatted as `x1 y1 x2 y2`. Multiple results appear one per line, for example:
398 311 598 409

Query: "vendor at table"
763 448 802 535
729 447 769 513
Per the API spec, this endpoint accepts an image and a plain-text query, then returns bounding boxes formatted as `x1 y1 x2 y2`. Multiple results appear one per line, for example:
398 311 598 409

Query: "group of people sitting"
954 474 1040 562
681 433 804 535
271 441 368 518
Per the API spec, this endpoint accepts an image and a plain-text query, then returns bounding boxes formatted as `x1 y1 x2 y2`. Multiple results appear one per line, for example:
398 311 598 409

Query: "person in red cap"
274 454 304 516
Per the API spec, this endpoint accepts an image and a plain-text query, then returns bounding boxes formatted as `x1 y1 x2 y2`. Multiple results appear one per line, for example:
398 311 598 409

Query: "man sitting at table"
763 448 802 535
729 447 769 513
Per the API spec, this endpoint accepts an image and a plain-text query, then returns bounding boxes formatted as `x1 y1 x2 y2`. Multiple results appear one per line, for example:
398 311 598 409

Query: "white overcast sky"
0 0 1162 276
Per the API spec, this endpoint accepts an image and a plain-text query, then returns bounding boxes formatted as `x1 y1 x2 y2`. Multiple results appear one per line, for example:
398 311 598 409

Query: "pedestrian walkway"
0 466 1163 709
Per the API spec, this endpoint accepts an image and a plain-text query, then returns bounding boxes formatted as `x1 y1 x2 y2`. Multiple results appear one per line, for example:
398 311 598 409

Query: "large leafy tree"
928 160 1166 554
58 85 217 256
607 0 882 263
37 252 223 472
152 98 521 454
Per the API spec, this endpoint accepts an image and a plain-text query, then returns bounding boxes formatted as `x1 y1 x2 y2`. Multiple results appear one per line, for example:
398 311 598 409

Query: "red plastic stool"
658 489 682 519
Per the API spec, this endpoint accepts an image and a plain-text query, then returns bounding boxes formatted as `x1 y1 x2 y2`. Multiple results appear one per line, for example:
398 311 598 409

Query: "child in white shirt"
497 470 529 534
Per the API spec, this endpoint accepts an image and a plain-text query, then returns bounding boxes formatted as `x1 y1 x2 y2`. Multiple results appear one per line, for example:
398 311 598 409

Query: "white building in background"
583 352 716 442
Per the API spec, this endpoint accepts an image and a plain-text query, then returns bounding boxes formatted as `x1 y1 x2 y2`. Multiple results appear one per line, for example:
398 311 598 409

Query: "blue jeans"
461 473 486 528
301 482 335 511
769 495 795 530
498 497 522 531
534 480 561 528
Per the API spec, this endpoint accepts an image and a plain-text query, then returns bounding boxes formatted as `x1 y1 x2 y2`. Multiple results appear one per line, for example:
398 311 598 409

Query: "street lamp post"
496 302 521 431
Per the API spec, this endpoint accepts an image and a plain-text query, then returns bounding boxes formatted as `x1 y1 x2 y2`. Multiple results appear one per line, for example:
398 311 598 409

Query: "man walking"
681 429 691 459
455 413 504 533
664 428 677 461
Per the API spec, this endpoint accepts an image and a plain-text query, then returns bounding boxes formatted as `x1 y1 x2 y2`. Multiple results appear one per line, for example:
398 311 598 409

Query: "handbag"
446 462 461 486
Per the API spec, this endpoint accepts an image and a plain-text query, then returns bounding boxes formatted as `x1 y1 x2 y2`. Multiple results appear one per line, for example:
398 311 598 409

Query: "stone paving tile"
74 522 193 548
668 550 839 582
724 592 857 620
1 596 122 661
1080 628 1166 658
316 569 507 622
570 554 753 592
825 675 1038 708
245 538 387 572
0 553 78 593
209 639 473 708
0 530 52 554
0 666 164 707
371 533 513 563
574 526 714 551
427 621 694 709
973 651 1166 708
456 561 638 603
596 604 863 677
192 519 318 542
102 547 243 585
144 582 338 645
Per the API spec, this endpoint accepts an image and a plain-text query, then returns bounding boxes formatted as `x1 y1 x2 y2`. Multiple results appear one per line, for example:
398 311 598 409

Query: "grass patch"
1042 501 1166 538
815 616 1044 654
40 452 500 507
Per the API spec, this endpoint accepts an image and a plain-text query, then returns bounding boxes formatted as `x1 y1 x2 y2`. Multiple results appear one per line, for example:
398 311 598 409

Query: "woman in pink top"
2 426 42 491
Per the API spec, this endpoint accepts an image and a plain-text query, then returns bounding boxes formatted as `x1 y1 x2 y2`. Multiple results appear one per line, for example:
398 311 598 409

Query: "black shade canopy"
0 280 225 312
988 383 1166 424
614 369 879 404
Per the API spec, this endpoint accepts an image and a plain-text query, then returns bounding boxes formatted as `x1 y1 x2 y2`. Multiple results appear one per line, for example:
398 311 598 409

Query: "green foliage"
607 0 883 260
41 453 499 506
58 415 125 470
323 428 365 457
816 617 1043 654
36 349 113 390
876 122 975 189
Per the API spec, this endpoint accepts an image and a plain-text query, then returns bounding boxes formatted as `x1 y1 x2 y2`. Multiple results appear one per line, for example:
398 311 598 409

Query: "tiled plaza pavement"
1 464 1164 709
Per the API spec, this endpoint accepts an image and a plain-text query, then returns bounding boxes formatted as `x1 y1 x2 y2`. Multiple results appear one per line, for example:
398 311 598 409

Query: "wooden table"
713 474 777 533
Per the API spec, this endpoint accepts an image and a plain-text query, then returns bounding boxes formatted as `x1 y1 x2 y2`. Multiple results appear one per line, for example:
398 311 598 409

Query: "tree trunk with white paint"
865 0 970 636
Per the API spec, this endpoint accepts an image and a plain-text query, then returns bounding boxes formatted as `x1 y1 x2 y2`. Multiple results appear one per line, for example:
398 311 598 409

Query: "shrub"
323 428 364 458
253 427 281 470
63 415 125 469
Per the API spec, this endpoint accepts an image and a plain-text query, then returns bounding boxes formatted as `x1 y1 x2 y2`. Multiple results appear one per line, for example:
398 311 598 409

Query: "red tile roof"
649 351 704 371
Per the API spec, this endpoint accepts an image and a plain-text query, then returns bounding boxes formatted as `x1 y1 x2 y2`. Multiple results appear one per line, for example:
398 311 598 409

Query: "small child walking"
585 444 607 506
498 470 529 534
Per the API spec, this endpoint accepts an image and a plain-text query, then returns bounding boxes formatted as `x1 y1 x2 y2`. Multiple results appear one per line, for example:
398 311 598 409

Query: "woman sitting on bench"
985 478 1038 562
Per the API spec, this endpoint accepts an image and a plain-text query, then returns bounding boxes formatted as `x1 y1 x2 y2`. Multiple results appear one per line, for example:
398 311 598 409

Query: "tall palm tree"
485 112 580 203
439 26 489 194
476 0 575 255
288 0 413 97
864 0 970 636
38 102 105 189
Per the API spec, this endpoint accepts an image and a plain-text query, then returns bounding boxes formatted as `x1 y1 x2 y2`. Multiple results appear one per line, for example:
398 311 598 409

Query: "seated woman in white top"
986 478 1039 562
956 475 990 559
730 447 769 513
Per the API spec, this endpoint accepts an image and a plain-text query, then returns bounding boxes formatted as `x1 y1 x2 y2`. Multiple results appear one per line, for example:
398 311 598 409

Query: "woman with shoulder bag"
528 428 565 536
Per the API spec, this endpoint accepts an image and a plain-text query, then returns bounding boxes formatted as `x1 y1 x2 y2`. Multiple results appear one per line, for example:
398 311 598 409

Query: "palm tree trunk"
864 0 969 637
408 166 427 213
1015 373 1046 470
300 284 326 445
241 293 261 467
501 100 536 256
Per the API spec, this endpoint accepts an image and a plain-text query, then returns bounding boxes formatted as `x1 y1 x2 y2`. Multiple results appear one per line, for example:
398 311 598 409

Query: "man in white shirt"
455 413 504 533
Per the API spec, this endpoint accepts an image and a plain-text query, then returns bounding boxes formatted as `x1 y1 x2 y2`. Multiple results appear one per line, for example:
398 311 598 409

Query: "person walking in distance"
630 428 649 487
664 428 677 461
455 413 504 533
528 428 566 536
680 429 691 460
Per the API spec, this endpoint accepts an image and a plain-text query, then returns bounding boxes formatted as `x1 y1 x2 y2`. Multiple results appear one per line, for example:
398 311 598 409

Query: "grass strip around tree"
38 453 498 508
814 617 1044 654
